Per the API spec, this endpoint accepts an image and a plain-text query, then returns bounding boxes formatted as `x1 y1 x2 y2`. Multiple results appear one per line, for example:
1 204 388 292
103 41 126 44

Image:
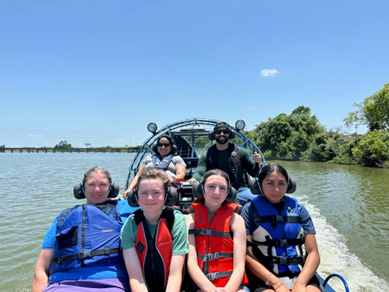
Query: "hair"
258 163 289 187
82 166 112 185
157 135 174 146
201 169 230 186
136 168 170 191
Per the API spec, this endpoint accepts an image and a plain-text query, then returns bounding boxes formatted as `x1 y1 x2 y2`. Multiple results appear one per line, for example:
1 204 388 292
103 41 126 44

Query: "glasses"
215 130 230 135
157 142 171 147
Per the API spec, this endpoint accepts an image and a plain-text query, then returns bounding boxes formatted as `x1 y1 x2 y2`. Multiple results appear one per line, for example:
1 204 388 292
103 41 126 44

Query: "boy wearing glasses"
189 122 262 207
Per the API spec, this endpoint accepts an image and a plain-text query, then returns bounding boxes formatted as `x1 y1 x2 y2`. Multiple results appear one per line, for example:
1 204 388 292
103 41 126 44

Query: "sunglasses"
157 142 171 147
215 130 230 135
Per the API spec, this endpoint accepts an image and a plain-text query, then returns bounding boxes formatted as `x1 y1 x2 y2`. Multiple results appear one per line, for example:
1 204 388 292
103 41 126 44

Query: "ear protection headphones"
248 175 297 195
191 181 238 203
73 182 120 199
208 127 236 141
126 186 178 207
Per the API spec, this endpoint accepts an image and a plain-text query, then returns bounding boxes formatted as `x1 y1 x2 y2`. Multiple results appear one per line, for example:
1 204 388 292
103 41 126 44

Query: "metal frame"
125 117 265 189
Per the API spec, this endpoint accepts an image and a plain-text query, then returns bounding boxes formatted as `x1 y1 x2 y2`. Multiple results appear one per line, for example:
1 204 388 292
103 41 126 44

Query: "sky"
1 0 388 148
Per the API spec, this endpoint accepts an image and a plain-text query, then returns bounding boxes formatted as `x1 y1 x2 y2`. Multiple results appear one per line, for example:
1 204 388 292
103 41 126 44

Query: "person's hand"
253 152 262 164
168 177 175 184
122 189 130 199
273 282 289 292
214 288 229 292
188 178 197 182
291 281 306 292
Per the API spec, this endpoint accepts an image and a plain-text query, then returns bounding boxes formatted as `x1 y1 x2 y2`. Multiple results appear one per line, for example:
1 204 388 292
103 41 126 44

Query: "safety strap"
189 228 231 239
205 271 233 281
197 252 233 262
260 215 301 228
52 246 121 264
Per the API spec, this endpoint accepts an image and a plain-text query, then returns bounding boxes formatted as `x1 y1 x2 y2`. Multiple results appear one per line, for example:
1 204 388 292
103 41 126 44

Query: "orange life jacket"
189 202 249 287
134 208 174 292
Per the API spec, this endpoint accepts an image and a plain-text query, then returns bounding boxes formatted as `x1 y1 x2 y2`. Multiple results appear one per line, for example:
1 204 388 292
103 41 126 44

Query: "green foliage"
344 83 389 131
301 133 340 162
54 140 72 150
253 106 324 160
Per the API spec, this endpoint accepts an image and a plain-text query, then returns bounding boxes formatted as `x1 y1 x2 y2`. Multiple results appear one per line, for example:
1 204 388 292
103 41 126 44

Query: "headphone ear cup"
73 183 85 199
152 144 158 153
287 177 297 194
226 186 238 203
192 181 204 199
165 187 178 206
249 177 262 195
208 131 215 141
108 183 120 198
127 189 140 207
229 129 236 139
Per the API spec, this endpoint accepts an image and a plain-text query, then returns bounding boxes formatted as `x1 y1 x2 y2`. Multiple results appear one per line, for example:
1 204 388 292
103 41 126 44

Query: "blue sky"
1 0 388 147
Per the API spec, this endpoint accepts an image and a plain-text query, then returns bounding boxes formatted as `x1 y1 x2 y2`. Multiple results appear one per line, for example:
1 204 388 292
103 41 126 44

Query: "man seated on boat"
32 166 136 292
189 121 262 207
123 134 186 198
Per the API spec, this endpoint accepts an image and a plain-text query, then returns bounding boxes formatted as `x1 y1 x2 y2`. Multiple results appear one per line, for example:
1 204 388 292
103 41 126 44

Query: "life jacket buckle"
83 251 91 259
207 252 219 261
201 229 214 236
58 255 65 264
206 272 219 280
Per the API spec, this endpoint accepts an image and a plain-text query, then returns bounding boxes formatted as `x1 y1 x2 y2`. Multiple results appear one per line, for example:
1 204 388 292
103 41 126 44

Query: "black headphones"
248 176 297 195
73 182 120 199
191 181 237 203
127 186 178 207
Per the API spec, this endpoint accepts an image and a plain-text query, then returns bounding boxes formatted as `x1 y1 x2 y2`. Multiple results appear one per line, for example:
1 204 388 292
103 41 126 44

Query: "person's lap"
43 278 130 292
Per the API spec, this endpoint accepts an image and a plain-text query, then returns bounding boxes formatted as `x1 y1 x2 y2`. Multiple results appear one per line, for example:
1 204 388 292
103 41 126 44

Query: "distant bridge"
0 147 140 153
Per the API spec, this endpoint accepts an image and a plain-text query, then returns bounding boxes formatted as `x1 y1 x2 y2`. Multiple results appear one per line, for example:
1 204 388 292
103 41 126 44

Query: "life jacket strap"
261 215 301 227
197 252 233 262
205 271 233 281
52 247 121 264
271 255 304 266
189 228 231 239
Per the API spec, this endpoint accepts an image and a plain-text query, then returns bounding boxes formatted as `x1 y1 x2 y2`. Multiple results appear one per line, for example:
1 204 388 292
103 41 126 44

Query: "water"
0 154 388 291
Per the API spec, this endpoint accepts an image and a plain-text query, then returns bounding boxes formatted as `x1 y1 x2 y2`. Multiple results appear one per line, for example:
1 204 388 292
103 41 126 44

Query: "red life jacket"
189 202 249 287
134 208 174 292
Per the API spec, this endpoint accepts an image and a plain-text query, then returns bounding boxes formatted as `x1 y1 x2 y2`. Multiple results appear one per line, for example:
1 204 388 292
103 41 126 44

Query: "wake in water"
297 195 389 292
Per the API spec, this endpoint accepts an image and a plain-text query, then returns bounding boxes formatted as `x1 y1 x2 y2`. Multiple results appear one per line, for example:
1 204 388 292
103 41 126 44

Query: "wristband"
275 283 284 291
266 273 272 286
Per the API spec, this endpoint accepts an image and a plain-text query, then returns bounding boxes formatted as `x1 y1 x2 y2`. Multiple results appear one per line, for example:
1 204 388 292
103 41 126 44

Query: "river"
0 153 388 292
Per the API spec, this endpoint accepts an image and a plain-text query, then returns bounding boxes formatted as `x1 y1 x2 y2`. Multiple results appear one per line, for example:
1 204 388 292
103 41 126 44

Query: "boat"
124 117 350 292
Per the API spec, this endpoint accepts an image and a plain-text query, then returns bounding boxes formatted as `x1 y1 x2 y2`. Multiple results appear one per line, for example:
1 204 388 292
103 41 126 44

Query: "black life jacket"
134 207 175 292
206 143 242 189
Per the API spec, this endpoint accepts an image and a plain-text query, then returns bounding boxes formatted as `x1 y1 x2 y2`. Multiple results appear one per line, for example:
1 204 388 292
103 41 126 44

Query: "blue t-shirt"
42 200 139 283
241 197 316 235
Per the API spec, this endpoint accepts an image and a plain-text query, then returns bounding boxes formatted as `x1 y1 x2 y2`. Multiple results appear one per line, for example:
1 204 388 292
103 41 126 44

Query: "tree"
344 83 389 131
54 140 72 150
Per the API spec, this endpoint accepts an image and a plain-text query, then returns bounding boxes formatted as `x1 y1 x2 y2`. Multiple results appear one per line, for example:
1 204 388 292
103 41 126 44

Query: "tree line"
246 83 389 168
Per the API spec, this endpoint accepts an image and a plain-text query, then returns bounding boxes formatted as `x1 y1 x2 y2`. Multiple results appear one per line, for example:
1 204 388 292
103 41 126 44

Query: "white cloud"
28 134 43 138
261 69 279 77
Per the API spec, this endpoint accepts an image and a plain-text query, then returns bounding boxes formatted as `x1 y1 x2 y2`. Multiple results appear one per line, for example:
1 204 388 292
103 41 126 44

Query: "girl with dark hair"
241 163 321 292
186 169 249 292
123 135 186 198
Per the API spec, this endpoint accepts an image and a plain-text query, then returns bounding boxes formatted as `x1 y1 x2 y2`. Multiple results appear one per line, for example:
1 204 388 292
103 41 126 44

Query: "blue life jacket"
152 154 174 170
49 200 124 276
250 195 305 278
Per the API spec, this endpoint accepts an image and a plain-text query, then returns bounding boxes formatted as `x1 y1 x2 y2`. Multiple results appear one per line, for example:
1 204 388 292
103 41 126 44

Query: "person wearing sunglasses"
189 122 262 207
123 135 186 198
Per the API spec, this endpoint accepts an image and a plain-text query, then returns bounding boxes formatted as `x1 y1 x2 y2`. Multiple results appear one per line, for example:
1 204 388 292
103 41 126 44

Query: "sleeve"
241 202 256 236
298 204 316 234
171 211 189 255
41 217 59 249
172 155 186 167
120 215 138 250
192 151 208 181
239 147 257 176
141 155 152 166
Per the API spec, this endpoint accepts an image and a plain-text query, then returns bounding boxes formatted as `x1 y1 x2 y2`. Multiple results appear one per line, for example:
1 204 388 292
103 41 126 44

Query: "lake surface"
0 153 388 292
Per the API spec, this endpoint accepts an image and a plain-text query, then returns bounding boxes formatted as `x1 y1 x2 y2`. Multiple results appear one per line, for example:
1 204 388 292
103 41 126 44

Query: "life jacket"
134 207 175 292
206 143 242 189
189 203 249 287
152 154 174 170
250 195 305 287
49 200 124 276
